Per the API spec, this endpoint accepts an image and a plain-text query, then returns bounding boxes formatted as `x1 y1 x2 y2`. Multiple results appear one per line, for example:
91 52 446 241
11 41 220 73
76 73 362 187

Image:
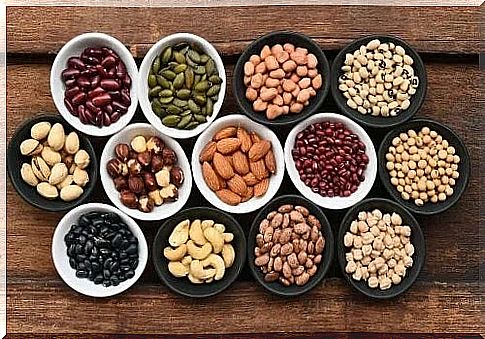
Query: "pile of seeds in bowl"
148 42 222 130
385 127 460 206
338 39 419 117
243 43 323 120
344 209 414 290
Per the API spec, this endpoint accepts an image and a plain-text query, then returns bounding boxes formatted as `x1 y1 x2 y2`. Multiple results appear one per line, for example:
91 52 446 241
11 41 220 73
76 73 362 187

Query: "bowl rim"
284 112 377 210
247 194 335 296
191 113 285 214
336 197 425 299
233 30 331 127
50 32 139 137
7 113 98 212
100 122 193 221
51 202 148 297
138 32 227 139
330 34 427 129
377 117 471 215
152 206 247 298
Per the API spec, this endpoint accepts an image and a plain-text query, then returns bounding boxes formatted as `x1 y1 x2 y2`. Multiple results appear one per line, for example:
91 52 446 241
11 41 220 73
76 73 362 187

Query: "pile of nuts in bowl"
385 127 460 206
20 121 91 202
199 126 276 205
62 47 132 126
106 135 184 212
338 39 419 117
164 219 235 284
244 43 323 120
148 42 222 129
254 204 325 286
292 121 369 198
344 209 414 290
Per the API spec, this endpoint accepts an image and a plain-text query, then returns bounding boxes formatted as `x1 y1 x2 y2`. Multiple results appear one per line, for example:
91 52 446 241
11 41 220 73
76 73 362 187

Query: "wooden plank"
6 6 479 56
7 279 482 333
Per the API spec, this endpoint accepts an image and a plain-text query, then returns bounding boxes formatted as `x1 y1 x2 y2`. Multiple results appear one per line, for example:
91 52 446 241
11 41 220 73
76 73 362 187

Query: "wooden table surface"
6 5 483 336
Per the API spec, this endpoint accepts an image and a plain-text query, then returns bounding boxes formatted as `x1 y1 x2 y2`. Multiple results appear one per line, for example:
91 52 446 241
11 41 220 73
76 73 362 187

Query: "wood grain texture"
6 6 480 56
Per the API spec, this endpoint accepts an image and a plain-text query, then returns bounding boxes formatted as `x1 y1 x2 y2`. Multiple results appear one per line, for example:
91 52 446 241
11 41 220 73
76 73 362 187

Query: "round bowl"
330 35 427 129
52 203 148 297
139 33 226 139
51 32 139 137
152 207 246 298
192 114 285 214
233 31 330 127
337 198 425 299
378 118 470 215
100 123 192 221
7 114 98 212
247 194 334 296
284 112 377 210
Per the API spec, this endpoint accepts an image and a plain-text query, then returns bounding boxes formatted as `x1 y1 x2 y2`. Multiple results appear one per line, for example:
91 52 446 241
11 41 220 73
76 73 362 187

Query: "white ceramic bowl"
100 123 192 221
51 32 139 137
138 33 226 139
52 203 148 297
284 112 377 210
192 114 285 214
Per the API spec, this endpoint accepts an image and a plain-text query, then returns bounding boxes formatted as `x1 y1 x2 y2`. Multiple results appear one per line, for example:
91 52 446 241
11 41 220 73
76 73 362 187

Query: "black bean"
110 261 119 272
92 218 104 227
91 261 100 272
76 270 88 278
69 257 77 269
120 258 130 265
94 275 103 284
120 240 130 250
106 232 116 240
73 226 83 234
110 234 122 248
128 236 138 244
126 270 135 279
87 225 98 235
85 240 94 255
130 259 138 269
103 280 111 287
121 265 131 272
95 238 109 248
67 244 76 257
100 248 111 256
79 215 90 227
85 211 100 219
75 244 83 255
84 260 92 270
64 232 75 245
119 252 128 260
126 244 138 255
110 223 121 230
77 262 86 271
76 254 87 262
78 235 87 245
100 226 109 235
81 229 89 237
91 246 99 257
104 258 113 269
103 269 111 279
110 276 120 286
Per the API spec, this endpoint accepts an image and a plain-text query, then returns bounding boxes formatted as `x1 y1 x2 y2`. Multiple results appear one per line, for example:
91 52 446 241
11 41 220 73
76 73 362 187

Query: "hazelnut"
127 158 142 176
107 158 125 178
115 143 130 162
155 168 171 187
162 147 177 166
113 176 128 191
160 184 178 201
138 195 155 213
137 151 152 167
141 171 157 191
170 166 184 187
146 136 165 154
148 189 163 206
128 175 145 194
131 135 147 153
120 190 138 209
128 150 138 160
151 154 164 172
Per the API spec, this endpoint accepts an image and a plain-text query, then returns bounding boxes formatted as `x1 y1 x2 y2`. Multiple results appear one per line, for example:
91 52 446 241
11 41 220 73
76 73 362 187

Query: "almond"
237 127 252 153
248 140 271 162
213 126 237 141
216 189 242 206
250 132 262 144
264 150 277 174
218 173 227 188
241 186 254 203
243 172 259 186
254 178 270 197
199 141 217 163
227 174 248 196
202 162 220 191
216 138 241 155
213 152 234 180
250 159 268 180
232 150 250 175
225 155 234 168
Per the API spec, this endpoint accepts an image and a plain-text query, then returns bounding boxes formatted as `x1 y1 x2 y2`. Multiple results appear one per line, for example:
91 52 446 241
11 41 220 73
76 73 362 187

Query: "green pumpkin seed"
152 56 161 74
186 56 198 68
159 96 174 104
173 72 185 89
176 89 192 100
187 49 201 64
167 105 183 115
151 99 163 115
194 74 201 86
201 74 207 82
159 89 173 98
173 51 186 64
206 97 214 115
200 54 209 64
148 75 157 88
168 61 179 69
194 80 209 93
188 99 201 114
173 64 187 74
206 85 221 97
157 75 171 89
185 68 194 89
206 59 216 76
176 114 192 129
173 98 188 108
209 75 222 84
161 69 176 80
185 121 199 130
162 115 181 127
161 46 172 64
194 114 207 123
193 65 206 75
180 109 192 117
201 107 207 115
194 95 206 106
149 86 162 97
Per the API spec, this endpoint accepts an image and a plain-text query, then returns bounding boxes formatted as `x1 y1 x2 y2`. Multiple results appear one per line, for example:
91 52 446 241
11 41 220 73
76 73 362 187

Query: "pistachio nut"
41 146 62 166
47 123 65 151
37 182 58 199
64 132 80 155
60 185 83 202
20 163 39 186
31 156 50 181
72 167 89 187
56 174 73 190
49 162 68 186
31 121 51 140
74 149 90 169
20 139 41 156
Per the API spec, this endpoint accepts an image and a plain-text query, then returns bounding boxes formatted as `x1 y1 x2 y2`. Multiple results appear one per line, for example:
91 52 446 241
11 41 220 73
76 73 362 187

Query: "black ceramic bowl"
337 198 425 299
378 118 470 215
152 207 246 298
330 35 427 129
247 194 334 297
7 114 98 212
233 31 330 127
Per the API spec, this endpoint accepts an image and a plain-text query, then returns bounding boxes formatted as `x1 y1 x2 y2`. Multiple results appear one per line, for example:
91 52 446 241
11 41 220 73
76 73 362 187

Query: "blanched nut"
203 227 224 254
190 260 216 280
189 219 207 246
168 261 189 278
169 219 190 247
163 244 187 261
221 244 235 268
201 253 225 280
187 240 212 260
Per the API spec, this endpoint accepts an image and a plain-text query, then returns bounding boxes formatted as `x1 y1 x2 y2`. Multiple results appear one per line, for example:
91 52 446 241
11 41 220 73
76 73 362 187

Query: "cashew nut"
201 219 215 230
223 233 234 243
190 260 216 280
187 240 212 260
168 261 189 278
181 255 192 266
188 273 204 284
201 254 225 281
169 219 190 247
189 219 207 246
214 223 225 233
203 227 224 254
163 244 187 261
222 244 235 268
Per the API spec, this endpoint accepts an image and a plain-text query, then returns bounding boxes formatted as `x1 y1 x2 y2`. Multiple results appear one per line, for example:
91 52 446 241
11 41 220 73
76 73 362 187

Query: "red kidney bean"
107 67 117 78
84 47 104 56
121 89 131 106
85 100 97 112
88 87 105 99
105 104 113 115
100 79 120 91
112 101 128 113
116 61 126 78
90 75 101 88
65 86 80 99
103 112 112 126
64 98 75 114
95 64 109 78
67 57 86 70
95 111 103 127
72 92 87 105
65 78 77 88
101 55 116 68
122 74 131 87
111 111 121 123
92 93 112 107
81 53 100 65
62 68 80 81
76 76 91 88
